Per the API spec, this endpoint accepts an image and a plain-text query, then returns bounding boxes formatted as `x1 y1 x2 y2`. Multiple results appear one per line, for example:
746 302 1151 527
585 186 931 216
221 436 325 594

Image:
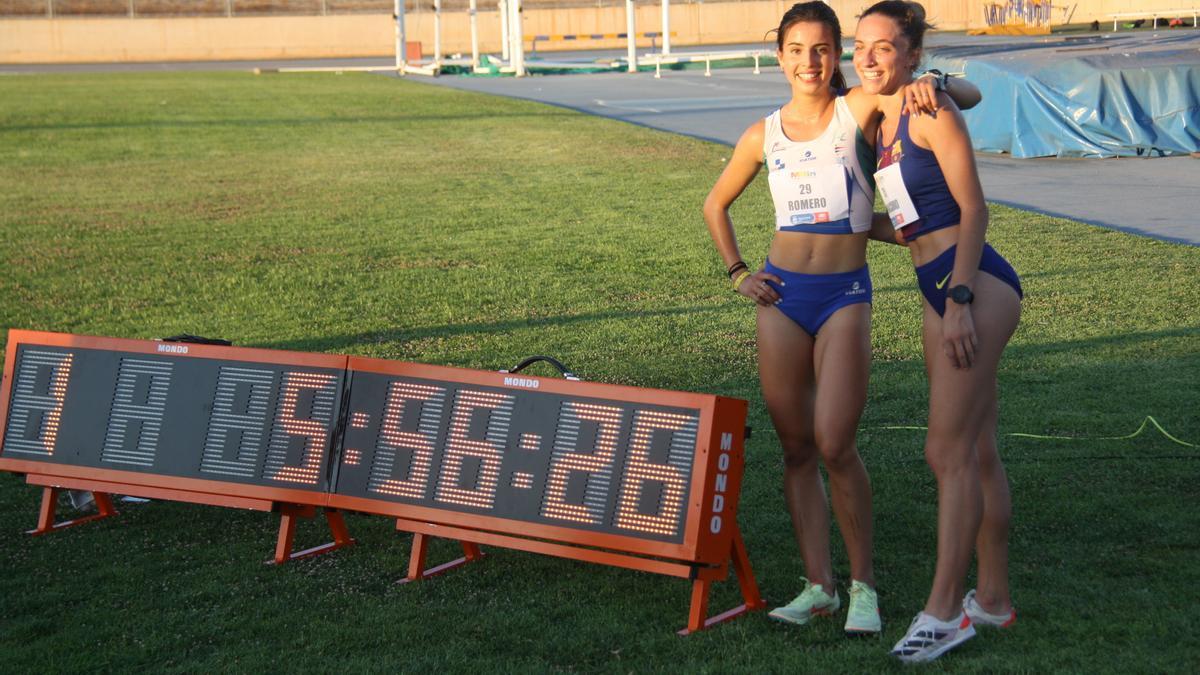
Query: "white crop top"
763 95 875 234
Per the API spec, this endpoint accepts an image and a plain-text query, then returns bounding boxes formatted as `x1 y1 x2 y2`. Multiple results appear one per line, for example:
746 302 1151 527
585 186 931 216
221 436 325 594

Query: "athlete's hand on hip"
942 304 978 369
737 271 784 306
903 76 941 117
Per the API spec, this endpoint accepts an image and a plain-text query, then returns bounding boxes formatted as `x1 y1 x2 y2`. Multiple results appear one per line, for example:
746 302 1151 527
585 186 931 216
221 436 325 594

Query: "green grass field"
1 72 1197 672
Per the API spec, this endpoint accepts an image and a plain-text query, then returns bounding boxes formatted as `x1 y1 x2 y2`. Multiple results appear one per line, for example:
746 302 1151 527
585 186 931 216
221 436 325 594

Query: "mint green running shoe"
844 580 882 636
768 578 841 626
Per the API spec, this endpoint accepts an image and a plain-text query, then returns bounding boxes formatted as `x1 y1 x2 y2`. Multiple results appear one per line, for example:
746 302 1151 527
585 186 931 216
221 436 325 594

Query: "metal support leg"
398 531 485 583
27 487 117 536
682 578 712 634
677 524 765 635
269 505 354 565
730 525 765 611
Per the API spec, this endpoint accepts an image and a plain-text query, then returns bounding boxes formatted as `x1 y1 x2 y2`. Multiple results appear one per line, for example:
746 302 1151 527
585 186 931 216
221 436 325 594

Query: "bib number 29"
786 189 813 210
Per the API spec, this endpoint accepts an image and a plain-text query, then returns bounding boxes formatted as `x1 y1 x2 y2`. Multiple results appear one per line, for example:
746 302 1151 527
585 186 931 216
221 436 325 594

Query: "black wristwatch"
948 284 974 305
925 68 948 92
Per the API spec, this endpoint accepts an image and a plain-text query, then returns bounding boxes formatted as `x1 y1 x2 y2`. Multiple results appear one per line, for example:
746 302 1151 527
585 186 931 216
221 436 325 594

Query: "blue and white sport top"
763 95 875 234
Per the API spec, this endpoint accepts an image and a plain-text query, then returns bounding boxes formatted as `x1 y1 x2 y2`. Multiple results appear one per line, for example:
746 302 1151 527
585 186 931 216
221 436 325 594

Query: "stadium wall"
1 0 1194 64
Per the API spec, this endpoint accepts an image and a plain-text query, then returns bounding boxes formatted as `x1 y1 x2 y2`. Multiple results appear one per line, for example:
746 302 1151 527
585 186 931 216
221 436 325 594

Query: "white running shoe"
890 611 975 663
963 589 1016 628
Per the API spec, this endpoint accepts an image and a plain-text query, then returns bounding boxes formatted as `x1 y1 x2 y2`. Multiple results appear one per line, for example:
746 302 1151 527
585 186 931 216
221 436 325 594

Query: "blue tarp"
925 32 1200 158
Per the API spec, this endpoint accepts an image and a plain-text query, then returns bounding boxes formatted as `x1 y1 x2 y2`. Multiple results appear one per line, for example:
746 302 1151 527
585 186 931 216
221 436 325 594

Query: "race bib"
769 162 851 230
874 163 919 229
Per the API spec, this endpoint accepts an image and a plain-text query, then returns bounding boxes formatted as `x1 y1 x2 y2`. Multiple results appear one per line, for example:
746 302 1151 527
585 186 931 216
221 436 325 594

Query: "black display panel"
334 372 701 543
1 345 346 492
1 337 719 547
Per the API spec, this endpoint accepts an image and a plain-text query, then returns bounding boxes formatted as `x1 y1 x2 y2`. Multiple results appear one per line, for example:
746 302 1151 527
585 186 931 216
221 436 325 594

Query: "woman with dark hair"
854 0 1021 663
703 1 977 638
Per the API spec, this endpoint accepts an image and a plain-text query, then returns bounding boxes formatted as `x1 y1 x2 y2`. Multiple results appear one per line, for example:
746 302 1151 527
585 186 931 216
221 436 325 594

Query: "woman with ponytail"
854 1 1021 662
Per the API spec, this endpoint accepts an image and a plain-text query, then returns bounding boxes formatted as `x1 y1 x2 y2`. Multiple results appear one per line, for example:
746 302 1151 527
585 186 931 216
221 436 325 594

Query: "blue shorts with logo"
915 243 1023 317
763 259 872 336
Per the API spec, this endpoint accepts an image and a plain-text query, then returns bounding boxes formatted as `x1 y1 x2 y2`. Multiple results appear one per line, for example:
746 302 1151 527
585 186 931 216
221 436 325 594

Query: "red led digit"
100 358 174 467
2 350 74 457
200 366 274 478
368 381 446 500
613 410 699 537
262 371 338 485
434 388 514 509
540 402 624 525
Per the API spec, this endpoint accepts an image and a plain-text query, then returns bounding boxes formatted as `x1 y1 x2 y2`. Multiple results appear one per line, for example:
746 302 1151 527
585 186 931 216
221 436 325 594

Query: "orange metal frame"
27 485 118 536
392 517 764 634
270 504 356 566
0 330 765 633
348 357 763 633
0 330 354 564
18 472 355 565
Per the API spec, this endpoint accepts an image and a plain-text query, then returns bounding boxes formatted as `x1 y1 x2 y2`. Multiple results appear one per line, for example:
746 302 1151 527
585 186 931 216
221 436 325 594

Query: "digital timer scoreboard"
332 357 720 554
2 343 345 491
0 330 763 633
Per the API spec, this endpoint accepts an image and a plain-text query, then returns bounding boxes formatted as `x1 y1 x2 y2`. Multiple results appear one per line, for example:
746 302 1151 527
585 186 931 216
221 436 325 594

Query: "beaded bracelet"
731 269 753 292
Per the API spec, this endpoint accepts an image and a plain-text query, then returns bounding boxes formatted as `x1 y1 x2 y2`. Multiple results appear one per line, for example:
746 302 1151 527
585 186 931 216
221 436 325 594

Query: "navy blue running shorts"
914 243 1023 317
763 259 872 336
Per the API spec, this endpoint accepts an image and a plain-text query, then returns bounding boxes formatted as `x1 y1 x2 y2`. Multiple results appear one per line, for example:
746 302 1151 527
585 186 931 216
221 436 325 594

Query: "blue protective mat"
926 32 1200 158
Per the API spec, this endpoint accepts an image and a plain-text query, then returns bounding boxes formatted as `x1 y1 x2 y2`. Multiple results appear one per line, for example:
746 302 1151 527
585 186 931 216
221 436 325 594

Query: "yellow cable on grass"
875 416 1195 448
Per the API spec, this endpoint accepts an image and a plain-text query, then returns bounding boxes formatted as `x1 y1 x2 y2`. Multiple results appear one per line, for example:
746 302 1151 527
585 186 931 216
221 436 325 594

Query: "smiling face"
777 20 841 95
853 13 920 95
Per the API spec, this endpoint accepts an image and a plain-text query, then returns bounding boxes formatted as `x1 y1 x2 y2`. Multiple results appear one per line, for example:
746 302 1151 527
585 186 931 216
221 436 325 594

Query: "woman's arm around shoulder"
841 87 882 135
843 74 982 127
901 74 982 114
943 75 982 111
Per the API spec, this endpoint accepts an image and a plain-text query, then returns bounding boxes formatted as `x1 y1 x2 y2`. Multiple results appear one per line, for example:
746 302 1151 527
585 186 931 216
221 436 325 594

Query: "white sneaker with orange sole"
963 589 1016 628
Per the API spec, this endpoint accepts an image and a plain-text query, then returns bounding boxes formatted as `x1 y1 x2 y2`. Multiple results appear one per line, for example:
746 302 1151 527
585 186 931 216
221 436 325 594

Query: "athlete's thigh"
969 271 1021 367
922 304 995 445
757 304 817 439
812 303 872 442
923 271 1020 442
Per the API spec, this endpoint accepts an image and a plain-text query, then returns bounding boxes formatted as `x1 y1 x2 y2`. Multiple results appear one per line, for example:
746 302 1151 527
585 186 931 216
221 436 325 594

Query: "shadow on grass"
1005 324 1200 356
254 302 730 354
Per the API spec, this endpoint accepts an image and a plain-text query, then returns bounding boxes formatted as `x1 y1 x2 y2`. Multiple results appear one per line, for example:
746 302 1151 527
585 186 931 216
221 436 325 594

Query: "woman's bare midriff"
904 224 960 266
767 231 869 274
